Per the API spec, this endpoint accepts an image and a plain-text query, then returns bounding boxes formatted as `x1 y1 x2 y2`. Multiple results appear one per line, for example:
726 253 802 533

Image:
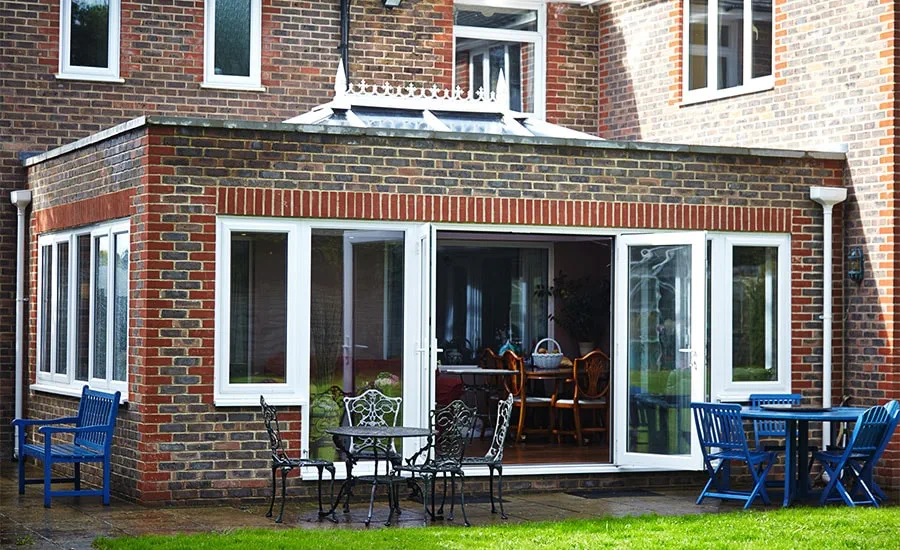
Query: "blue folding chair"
692 402 776 509
849 400 899 502
813 404 892 507
748 394 802 451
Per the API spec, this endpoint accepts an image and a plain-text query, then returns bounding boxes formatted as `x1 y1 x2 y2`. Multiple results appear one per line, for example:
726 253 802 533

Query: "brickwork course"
596 0 899 486
2 0 898 505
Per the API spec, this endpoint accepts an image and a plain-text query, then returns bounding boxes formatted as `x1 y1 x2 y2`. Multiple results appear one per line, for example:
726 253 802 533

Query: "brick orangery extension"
22 117 845 504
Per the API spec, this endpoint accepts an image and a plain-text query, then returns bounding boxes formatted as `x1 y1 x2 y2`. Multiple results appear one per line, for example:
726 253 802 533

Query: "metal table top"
438 366 513 376
326 426 432 438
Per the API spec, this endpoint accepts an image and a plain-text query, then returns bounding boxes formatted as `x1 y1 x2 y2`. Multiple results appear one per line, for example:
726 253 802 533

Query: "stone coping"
23 115 847 168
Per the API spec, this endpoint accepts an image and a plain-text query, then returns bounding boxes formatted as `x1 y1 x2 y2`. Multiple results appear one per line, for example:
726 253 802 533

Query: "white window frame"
215 217 301 406
708 233 791 401
453 0 546 118
203 0 263 91
57 0 122 82
682 0 774 105
34 220 130 401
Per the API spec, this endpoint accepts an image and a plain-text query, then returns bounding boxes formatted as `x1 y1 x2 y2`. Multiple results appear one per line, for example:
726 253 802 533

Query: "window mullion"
743 0 752 85
106 228 115 386
88 232 97 385
67 235 77 385
708 0 719 91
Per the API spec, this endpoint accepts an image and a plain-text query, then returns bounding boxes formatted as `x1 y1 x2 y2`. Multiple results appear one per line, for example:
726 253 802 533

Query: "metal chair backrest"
838 404 892 464
692 402 750 456
343 388 403 455
501 350 524 398
73 386 120 453
484 394 514 462
573 350 610 401
749 393 802 449
260 395 291 465
431 399 477 467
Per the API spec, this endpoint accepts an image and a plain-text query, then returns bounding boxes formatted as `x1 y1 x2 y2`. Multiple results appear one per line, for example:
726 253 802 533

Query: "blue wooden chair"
813 404 892 507
748 394 802 450
846 400 899 503
692 402 776 509
13 385 121 508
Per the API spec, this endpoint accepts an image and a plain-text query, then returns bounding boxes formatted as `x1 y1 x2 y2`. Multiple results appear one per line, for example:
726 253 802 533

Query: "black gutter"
339 0 351 82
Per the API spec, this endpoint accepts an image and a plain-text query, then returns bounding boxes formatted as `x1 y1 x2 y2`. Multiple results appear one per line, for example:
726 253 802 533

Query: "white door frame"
613 231 706 470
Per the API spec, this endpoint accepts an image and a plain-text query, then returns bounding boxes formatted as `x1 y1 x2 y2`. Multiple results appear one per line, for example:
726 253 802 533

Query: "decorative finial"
335 59 347 97
496 69 509 109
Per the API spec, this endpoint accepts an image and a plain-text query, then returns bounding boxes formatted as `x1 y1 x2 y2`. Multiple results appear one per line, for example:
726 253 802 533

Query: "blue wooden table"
740 406 867 506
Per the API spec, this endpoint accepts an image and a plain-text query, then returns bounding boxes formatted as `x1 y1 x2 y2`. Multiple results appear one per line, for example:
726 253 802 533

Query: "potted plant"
535 272 610 356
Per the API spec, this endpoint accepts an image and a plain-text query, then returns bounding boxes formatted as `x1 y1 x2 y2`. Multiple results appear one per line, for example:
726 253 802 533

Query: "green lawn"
93 506 900 549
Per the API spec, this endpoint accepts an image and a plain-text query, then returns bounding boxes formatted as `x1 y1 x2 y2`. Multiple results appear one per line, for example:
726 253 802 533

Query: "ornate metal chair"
552 350 610 446
462 394 514 519
337 388 403 512
392 400 477 526
260 396 335 523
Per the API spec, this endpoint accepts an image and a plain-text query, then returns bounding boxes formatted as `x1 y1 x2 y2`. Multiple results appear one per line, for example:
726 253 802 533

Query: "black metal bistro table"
740 406 867 507
325 425 431 526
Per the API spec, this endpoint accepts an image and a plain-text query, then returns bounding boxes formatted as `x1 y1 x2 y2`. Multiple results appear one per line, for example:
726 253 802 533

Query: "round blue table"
740 406 867 506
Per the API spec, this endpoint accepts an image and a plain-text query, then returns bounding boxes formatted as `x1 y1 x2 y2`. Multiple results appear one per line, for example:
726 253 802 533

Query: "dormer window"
453 2 546 117
57 0 121 82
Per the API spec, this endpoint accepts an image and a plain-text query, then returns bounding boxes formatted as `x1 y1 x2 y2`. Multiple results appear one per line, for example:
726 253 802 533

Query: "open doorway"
433 231 613 465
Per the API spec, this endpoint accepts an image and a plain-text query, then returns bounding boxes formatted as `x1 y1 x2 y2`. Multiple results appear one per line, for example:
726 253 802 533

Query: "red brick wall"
0 0 600 458
597 0 898 488
25 120 842 503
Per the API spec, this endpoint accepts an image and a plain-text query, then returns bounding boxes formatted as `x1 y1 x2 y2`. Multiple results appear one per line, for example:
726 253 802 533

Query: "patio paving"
5 464 892 550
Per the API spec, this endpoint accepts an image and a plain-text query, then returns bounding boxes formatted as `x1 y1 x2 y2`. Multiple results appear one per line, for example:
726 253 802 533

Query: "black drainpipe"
339 0 351 83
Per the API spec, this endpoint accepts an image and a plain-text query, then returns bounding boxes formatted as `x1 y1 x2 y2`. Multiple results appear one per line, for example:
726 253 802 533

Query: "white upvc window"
203 0 263 91
58 0 122 82
453 0 546 117
683 0 774 104
215 217 301 406
35 220 130 399
708 233 791 401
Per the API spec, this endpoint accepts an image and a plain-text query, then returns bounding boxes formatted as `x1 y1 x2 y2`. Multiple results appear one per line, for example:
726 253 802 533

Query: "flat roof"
23 115 847 168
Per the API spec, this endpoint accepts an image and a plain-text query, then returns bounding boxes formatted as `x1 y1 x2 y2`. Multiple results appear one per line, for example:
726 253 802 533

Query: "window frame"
708 233 791 401
682 0 774 105
34 220 130 400
214 217 301 406
57 0 122 82
203 0 263 91
453 0 546 118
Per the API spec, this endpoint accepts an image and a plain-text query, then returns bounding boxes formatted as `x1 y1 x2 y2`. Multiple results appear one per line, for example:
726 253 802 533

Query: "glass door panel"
614 232 705 469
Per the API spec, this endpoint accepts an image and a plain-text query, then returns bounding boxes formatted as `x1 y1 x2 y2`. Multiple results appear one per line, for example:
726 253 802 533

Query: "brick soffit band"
34 189 135 233
217 187 794 233
22 116 847 169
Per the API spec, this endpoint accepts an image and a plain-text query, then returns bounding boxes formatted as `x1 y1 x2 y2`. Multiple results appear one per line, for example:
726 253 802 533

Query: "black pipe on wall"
339 0 351 83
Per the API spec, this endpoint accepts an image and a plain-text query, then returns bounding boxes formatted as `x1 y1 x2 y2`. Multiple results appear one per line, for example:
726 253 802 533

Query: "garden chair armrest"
38 425 110 436
12 417 78 427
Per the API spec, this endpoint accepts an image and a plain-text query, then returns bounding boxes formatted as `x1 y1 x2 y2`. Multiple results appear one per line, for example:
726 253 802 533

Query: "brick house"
1 0 896 504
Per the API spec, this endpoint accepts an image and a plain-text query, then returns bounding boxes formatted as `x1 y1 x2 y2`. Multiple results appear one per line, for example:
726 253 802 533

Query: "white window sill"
682 75 774 106
215 394 306 407
30 383 129 405
55 73 125 84
201 82 266 93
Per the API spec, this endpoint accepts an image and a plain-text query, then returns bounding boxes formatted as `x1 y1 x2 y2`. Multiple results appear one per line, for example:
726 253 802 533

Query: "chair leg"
43 458 52 508
276 469 288 523
315 465 325 516
573 406 584 446
458 472 470 527
488 465 496 514
326 465 336 516
266 466 277 518
102 458 111 506
516 404 526 445
448 473 456 521
18 451 25 495
819 463 841 506
343 461 352 513
365 475 378 527
497 464 507 520
74 462 81 491
745 460 774 509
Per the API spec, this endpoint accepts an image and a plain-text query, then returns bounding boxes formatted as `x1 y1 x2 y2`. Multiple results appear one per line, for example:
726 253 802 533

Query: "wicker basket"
532 338 564 369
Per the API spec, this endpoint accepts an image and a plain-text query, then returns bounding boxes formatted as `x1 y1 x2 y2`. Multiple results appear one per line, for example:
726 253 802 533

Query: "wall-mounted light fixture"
382 0 402 8
847 247 864 283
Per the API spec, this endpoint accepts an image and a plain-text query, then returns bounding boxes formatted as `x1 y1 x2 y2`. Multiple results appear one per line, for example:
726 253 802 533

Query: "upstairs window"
454 1 546 117
684 0 773 103
58 0 121 81
204 0 262 90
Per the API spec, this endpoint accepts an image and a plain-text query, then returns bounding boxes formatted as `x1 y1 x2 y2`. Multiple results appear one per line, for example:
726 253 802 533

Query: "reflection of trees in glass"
93 236 109 379
113 234 129 382
70 0 110 68
310 236 343 387
732 246 777 382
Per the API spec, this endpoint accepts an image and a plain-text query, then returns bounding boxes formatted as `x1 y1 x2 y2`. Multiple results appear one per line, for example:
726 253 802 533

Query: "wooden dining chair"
502 350 553 444
552 350 610 446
